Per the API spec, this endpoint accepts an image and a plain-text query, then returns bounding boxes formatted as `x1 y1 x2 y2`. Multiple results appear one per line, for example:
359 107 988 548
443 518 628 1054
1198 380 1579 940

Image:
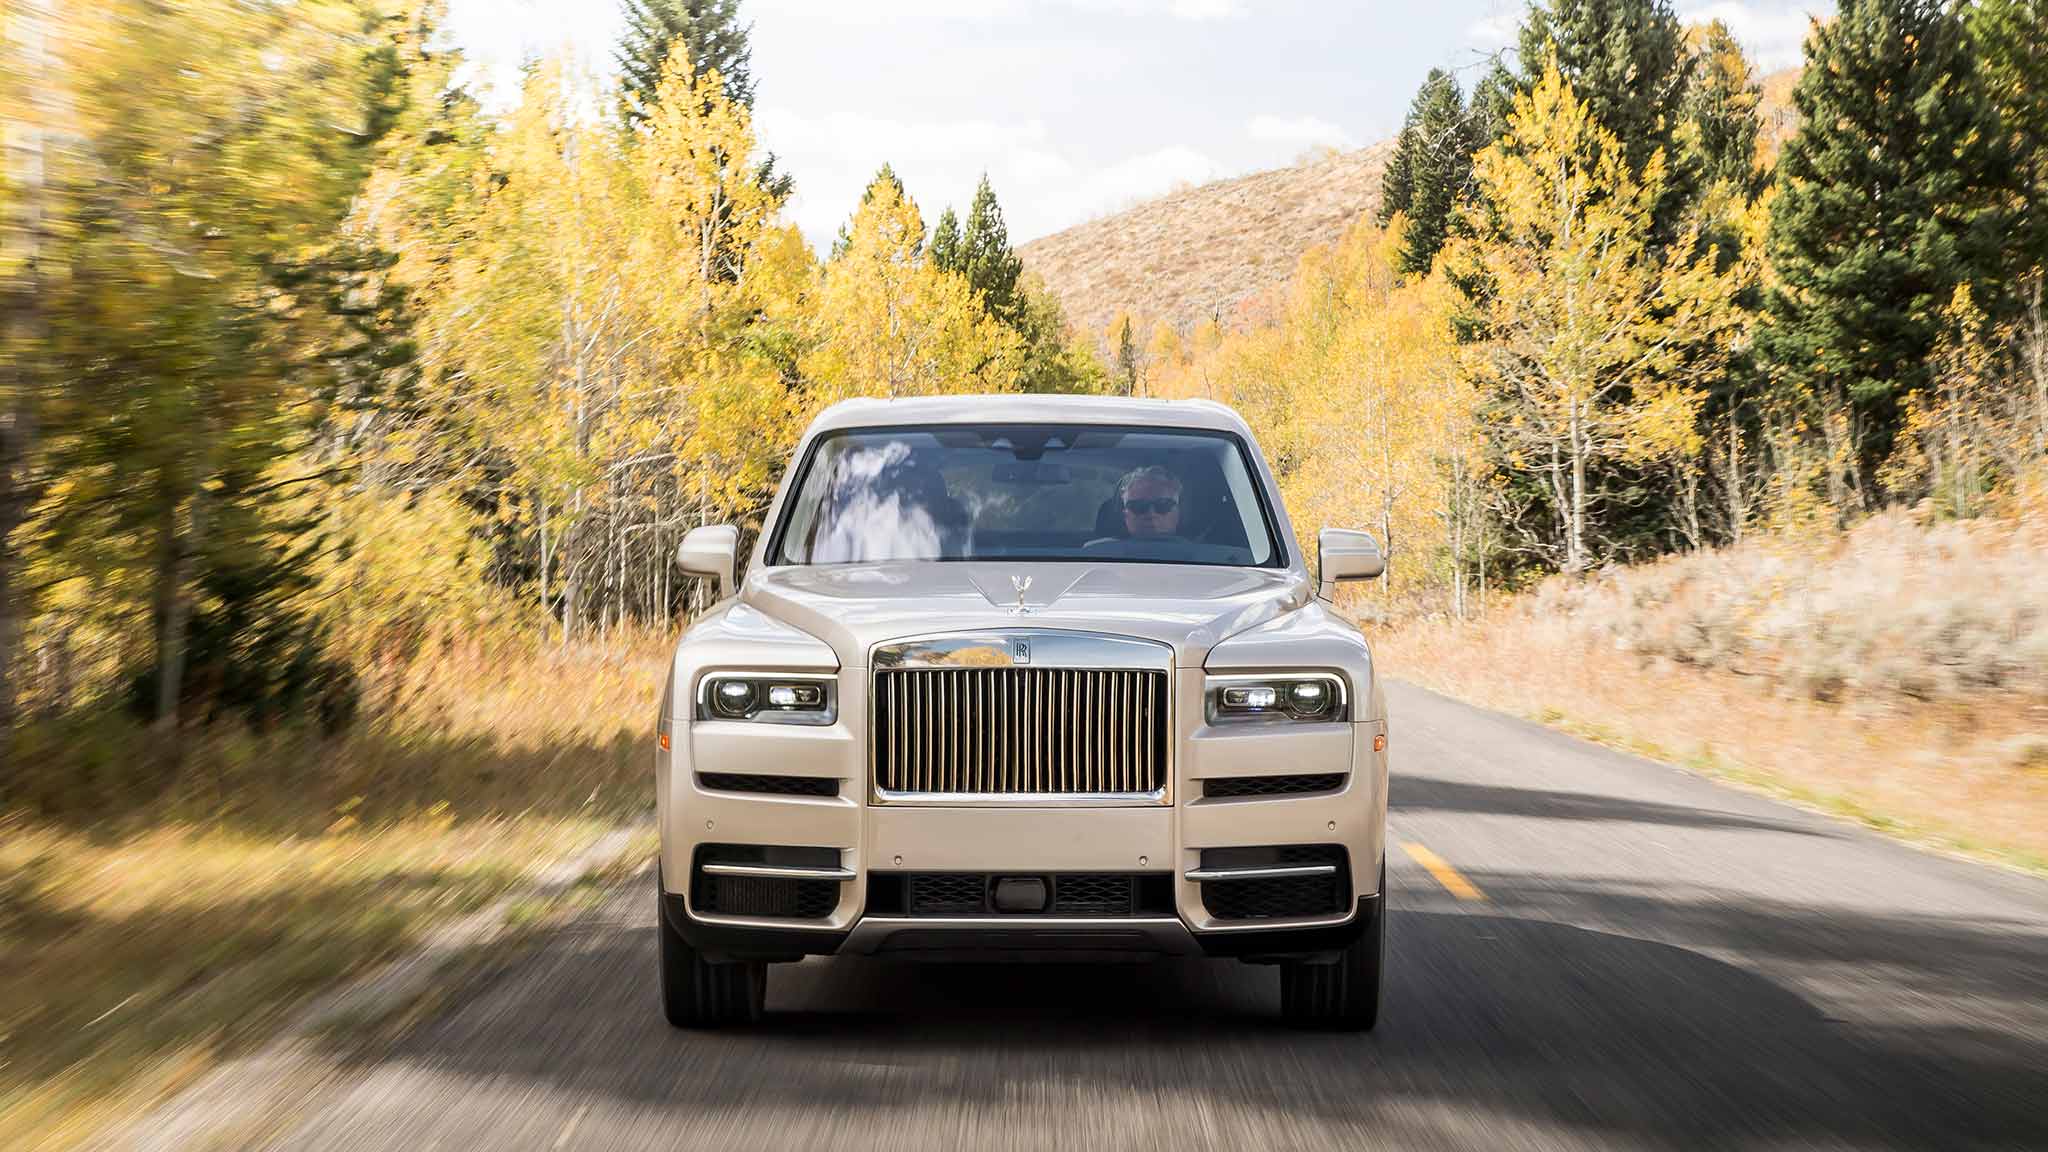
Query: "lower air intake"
1197 845 1350 921
691 844 842 920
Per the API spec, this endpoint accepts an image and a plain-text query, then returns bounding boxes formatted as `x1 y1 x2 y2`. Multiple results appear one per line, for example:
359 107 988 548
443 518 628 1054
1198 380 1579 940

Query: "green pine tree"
960 176 1026 328
1758 0 2015 503
1517 0 1689 175
1517 0 1698 237
1678 20 1764 199
1111 314 1141 397
1378 69 1477 276
617 0 791 204
932 180 1092 391
619 0 755 119
1970 0 2048 283
1469 62 1518 153
1378 125 1414 226
929 207 963 274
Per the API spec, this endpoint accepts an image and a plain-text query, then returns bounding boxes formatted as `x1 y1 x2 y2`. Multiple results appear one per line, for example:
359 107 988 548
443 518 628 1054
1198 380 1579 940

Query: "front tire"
658 869 766 1028
1279 860 1384 1030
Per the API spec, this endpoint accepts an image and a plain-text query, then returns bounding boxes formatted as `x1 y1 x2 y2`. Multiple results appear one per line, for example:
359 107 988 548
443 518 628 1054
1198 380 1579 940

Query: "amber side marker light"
659 732 671 751
1373 734 1387 752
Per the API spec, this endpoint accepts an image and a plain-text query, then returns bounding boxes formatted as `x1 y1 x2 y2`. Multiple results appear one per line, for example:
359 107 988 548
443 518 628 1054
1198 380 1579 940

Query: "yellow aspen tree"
1444 58 1745 575
1291 222 1467 613
802 171 1020 401
631 50 789 523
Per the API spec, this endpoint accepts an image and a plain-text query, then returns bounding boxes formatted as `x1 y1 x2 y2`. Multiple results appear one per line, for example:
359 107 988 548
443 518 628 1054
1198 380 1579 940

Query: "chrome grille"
873 667 1169 799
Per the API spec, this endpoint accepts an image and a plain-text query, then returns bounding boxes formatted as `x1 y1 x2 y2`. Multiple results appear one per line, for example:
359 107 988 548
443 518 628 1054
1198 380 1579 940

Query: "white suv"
654 395 1390 1028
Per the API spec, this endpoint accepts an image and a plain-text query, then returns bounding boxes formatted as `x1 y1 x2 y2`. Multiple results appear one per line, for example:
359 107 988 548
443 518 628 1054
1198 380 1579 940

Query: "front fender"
1202 602 1382 724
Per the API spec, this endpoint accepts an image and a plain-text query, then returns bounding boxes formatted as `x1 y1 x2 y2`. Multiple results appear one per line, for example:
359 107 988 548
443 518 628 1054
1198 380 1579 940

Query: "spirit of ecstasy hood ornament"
1010 574 1033 614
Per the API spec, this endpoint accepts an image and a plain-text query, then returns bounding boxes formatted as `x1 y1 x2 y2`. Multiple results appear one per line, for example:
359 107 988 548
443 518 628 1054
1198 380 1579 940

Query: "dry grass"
0 635 665 1152
1018 143 1392 344
1376 510 2048 874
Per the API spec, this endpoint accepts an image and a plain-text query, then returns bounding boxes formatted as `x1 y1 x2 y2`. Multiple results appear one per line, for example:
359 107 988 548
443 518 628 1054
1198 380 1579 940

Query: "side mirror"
677 524 740 600
1318 528 1385 600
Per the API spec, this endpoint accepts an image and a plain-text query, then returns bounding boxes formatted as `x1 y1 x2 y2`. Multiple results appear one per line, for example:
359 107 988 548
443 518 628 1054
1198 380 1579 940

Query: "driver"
1118 465 1183 538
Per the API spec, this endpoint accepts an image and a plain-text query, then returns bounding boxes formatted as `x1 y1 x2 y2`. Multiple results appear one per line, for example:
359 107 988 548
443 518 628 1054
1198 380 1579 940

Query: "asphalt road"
249 682 2048 1151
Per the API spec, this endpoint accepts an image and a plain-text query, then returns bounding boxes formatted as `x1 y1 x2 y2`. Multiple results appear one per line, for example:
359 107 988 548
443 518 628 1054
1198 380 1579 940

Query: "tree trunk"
1 0 55 785
1449 453 1467 621
2028 278 2046 461
536 496 553 648
152 488 202 772
1566 399 1588 575
1725 411 1746 544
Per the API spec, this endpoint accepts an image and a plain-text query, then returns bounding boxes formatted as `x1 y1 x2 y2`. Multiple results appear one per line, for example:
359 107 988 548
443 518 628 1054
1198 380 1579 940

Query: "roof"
803 393 1253 436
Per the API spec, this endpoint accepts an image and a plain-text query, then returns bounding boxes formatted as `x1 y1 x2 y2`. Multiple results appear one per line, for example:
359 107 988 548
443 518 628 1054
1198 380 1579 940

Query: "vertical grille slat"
874 666 1168 799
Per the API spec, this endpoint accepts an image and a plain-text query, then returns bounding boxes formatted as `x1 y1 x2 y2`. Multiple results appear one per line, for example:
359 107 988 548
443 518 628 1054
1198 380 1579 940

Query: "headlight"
696 674 836 724
1206 673 1347 723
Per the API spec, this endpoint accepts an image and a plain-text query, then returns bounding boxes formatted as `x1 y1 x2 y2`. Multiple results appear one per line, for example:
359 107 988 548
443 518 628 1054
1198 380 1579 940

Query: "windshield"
769 424 1284 567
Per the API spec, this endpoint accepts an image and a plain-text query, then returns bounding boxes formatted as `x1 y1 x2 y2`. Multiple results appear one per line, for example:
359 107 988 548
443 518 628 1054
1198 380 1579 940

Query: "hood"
740 561 1313 668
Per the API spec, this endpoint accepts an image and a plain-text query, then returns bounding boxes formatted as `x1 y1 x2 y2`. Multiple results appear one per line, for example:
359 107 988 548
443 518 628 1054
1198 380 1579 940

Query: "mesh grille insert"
1198 845 1350 921
1203 773 1346 798
885 873 1169 917
698 772 839 797
908 874 988 915
693 874 840 919
1051 874 1136 916
690 844 843 920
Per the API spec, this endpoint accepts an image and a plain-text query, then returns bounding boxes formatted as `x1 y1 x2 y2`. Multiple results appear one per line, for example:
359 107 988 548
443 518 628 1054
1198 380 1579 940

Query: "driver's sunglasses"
1123 497 1179 515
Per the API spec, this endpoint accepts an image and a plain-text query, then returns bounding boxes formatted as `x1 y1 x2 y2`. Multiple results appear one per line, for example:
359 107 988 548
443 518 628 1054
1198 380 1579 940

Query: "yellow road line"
1402 842 1485 901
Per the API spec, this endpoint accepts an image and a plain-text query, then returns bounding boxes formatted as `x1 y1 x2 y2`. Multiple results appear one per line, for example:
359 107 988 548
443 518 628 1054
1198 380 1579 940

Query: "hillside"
1023 69 1799 347
1019 141 1393 343
1759 67 1801 165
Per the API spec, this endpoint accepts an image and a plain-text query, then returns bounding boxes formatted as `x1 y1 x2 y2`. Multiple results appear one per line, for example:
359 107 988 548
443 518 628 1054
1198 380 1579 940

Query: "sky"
445 0 1830 248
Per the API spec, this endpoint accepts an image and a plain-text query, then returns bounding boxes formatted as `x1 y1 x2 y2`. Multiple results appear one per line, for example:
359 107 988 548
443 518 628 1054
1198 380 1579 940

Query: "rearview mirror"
676 524 740 600
1318 528 1385 600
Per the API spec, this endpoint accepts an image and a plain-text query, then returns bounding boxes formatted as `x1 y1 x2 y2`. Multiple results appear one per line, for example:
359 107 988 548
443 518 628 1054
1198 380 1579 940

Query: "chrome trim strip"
841 915 1201 956
873 630 1173 671
872 788 1168 807
686 909 849 931
699 863 858 881
1190 907 1360 933
1184 864 1340 881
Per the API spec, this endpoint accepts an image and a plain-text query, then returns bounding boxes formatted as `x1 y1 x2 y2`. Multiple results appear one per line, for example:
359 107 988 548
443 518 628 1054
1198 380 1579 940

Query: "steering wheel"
1080 534 1233 562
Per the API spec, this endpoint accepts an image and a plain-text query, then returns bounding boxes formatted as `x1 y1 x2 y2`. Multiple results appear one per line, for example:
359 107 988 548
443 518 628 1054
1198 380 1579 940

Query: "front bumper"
663 717 1384 959
662 890 1382 963
657 667 1388 962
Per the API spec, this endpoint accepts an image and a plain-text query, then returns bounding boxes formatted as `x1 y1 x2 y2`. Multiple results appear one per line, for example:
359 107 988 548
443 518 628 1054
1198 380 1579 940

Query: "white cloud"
1682 2 1824 73
1088 146 1223 212
754 105 1221 244
1248 114 1360 153
443 0 625 109
1161 0 1242 19
1465 4 1520 49
749 0 1241 25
